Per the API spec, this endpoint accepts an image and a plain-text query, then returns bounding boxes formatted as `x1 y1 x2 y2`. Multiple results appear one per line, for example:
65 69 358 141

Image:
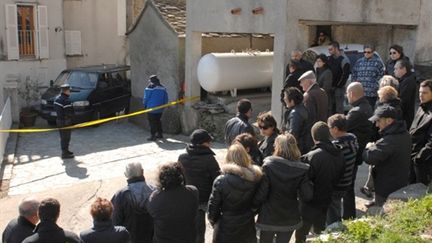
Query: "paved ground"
0 117 370 242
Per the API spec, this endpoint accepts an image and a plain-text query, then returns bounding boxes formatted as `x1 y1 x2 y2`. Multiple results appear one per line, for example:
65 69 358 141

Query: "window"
5 4 49 60
17 5 35 57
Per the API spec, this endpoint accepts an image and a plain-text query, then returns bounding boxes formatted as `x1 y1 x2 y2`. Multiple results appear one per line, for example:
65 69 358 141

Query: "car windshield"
54 71 98 89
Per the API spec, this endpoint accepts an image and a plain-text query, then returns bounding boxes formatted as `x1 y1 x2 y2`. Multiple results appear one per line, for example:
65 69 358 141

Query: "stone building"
184 0 432 133
127 0 273 134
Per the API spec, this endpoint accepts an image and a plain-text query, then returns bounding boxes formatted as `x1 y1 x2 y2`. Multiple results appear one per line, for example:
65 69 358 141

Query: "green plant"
344 218 383 242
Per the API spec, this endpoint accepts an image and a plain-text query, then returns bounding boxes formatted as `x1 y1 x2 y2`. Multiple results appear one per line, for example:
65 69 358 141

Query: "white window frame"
5 3 49 60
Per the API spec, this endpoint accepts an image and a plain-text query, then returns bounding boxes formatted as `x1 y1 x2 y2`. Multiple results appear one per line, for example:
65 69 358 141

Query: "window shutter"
5 4 19 60
65 30 82 55
38 5 49 59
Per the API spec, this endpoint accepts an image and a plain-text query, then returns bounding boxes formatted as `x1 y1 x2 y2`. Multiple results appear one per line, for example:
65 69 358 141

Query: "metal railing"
18 30 36 56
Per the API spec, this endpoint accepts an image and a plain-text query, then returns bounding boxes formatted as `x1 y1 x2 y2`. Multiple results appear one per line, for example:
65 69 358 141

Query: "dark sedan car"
40 65 131 125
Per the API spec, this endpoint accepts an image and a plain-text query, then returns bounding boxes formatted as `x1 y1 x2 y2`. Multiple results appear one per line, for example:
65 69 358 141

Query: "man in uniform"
54 84 74 159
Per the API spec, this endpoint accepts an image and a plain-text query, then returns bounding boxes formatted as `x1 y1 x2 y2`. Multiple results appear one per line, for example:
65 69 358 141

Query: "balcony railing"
18 30 36 57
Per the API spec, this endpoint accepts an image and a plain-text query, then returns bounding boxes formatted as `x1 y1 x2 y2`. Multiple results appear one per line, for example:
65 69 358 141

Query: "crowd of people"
3 41 432 243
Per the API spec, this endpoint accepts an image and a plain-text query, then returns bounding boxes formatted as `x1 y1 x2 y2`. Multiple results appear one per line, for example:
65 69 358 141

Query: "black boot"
147 136 156 141
156 134 163 139
62 150 75 159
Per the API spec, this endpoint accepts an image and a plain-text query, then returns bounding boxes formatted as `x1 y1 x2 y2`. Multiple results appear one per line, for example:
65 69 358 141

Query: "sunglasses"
364 51 373 54
389 51 398 55
259 125 270 130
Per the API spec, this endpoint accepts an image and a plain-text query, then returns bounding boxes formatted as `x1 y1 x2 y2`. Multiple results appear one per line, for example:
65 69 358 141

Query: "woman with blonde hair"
253 134 313 243
208 143 262 243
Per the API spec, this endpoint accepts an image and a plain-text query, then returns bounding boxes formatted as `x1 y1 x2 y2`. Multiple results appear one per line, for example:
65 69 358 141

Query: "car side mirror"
50 80 54 87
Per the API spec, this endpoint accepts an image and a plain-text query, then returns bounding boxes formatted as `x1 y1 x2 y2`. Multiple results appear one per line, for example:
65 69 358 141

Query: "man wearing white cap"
298 70 329 124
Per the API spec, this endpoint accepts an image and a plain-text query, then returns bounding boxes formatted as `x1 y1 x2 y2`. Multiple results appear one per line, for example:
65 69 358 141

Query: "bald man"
290 50 314 74
2 198 40 243
342 82 374 219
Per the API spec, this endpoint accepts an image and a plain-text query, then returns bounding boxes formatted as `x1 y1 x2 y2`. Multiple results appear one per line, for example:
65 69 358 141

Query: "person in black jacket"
327 114 359 225
2 198 39 243
111 162 154 243
178 129 221 243
410 79 432 185
225 99 255 146
394 59 417 128
233 133 263 166
257 113 280 159
343 82 373 219
254 134 313 243
80 197 130 243
208 143 262 243
147 162 199 243
22 198 80 243
290 50 315 74
54 84 75 159
282 87 313 154
364 105 411 206
295 122 344 243
327 41 351 114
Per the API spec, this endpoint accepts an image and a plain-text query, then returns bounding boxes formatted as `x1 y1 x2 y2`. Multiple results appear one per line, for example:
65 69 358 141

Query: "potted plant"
18 77 41 127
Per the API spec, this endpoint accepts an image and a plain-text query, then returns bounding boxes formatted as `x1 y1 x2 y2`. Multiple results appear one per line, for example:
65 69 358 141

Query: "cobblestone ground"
1 118 370 243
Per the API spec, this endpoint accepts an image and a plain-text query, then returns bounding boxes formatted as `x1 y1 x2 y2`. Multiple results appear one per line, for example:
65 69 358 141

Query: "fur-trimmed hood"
221 163 262 182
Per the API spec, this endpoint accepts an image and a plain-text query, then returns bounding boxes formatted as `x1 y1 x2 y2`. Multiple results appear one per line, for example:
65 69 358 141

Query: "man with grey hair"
299 70 328 123
2 198 40 243
111 162 154 243
290 50 314 74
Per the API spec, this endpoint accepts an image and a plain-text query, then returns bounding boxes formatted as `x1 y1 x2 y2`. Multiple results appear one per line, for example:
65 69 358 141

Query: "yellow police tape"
0 96 200 133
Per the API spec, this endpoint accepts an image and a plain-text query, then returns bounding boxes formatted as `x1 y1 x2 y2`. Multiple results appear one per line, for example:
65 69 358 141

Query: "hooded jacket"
363 121 411 198
208 164 262 243
178 144 220 204
301 141 344 207
143 80 168 114
253 156 313 231
111 176 154 243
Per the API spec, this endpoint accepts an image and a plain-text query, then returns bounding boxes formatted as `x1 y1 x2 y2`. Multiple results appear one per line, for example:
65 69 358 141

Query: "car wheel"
47 120 56 126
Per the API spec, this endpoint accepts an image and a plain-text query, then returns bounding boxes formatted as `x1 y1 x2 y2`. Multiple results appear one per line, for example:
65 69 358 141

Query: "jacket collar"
420 101 432 113
18 216 36 229
92 220 114 231
221 163 262 182
351 96 368 107
127 176 145 184
380 120 407 136
34 221 62 233
186 144 215 156
236 113 250 122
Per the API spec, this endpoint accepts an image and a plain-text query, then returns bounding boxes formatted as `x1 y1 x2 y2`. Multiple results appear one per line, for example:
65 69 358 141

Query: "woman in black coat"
253 134 313 243
208 143 262 243
385 44 413 77
315 54 333 117
257 113 280 159
147 162 199 243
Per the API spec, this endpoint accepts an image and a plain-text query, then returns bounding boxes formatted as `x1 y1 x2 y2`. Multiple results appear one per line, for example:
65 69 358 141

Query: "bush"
335 195 432 243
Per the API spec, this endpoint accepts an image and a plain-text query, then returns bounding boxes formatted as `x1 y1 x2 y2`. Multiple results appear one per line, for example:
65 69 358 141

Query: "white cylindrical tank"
197 52 273 92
